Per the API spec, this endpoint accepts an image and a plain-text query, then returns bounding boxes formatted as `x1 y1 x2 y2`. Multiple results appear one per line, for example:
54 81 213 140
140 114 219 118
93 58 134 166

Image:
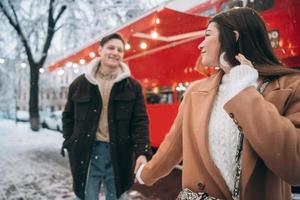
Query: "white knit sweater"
208 65 258 193
136 65 259 191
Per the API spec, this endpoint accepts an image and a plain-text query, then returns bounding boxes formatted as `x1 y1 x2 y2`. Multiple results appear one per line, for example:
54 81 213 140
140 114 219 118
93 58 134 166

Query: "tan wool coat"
141 71 300 200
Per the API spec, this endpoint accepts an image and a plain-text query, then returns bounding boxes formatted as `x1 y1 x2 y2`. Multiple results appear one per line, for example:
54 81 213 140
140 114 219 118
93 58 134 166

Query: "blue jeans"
75 141 125 200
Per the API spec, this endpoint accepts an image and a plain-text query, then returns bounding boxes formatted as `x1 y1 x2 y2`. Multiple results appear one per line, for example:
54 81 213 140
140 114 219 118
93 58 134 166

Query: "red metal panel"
147 104 179 148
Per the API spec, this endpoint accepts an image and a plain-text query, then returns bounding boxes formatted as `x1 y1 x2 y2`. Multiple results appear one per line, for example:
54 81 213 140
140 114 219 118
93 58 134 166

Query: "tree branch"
8 0 20 27
38 0 66 66
0 0 35 65
0 1 17 28
54 24 65 32
54 5 66 24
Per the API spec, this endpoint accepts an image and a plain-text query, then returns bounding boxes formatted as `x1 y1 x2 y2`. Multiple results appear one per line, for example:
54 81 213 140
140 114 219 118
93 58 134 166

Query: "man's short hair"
100 33 125 47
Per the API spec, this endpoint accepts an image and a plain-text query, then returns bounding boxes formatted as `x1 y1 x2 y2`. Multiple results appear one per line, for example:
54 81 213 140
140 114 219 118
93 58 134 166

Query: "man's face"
99 39 124 69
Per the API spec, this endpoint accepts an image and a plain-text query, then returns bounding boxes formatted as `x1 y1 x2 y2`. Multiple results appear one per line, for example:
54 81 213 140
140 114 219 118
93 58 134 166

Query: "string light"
140 42 147 49
155 18 160 24
125 43 131 50
39 68 45 73
66 62 73 67
0 58 5 64
151 31 159 39
72 63 78 68
89 52 96 58
79 59 85 64
21 63 27 68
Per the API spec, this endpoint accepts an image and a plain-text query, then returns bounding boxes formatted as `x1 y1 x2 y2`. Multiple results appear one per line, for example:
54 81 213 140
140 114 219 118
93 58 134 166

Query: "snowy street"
0 120 181 200
0 120 74 200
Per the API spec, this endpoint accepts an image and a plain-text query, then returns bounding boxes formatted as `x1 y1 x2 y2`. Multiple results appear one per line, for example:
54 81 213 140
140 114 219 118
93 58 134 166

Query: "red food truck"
49 0 300 150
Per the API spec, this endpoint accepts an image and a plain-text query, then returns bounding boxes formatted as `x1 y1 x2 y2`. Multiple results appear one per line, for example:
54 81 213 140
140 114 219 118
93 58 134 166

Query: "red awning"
48 7 209 76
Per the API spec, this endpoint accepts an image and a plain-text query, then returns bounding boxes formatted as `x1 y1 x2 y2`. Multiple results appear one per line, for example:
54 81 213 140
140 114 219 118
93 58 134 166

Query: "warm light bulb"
21 63 27 68
89 52 96 58
125 43 131 50
151 31 159 39
79 59 85 64
140 42 147 49
66 62 73 67
39 68 45 73
155 18 160 24
72 63 78 68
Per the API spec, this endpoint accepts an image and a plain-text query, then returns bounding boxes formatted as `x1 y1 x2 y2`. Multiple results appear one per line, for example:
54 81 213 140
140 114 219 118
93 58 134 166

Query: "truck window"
146 87 174 104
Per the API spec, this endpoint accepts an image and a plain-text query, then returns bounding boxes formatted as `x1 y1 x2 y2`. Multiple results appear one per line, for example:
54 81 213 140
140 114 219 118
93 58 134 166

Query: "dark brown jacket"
62 58 151 199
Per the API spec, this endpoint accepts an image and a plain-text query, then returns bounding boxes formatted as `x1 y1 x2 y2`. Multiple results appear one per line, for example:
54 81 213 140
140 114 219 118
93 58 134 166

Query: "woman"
135 7 300 200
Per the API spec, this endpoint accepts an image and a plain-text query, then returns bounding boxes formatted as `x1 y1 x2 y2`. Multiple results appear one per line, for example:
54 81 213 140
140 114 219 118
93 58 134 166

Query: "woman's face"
198 22 221 67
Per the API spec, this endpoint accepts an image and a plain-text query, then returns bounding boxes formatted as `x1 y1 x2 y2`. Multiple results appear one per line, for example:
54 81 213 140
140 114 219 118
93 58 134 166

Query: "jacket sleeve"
62 83 75 141
140 87 188 186
224 80 300 185
131 83 152 158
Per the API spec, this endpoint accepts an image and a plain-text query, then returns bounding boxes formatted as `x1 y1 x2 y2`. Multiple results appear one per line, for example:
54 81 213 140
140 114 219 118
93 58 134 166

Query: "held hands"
134 155 147 184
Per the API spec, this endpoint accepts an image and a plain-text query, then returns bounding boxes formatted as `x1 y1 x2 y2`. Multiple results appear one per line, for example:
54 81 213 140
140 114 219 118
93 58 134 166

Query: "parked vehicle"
41 111 62 132
16 110 29 122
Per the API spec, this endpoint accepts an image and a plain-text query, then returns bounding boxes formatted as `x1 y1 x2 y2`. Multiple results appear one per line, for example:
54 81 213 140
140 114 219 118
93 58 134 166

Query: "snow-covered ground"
0 120 147 200
0 120 74 200
2 119 298 200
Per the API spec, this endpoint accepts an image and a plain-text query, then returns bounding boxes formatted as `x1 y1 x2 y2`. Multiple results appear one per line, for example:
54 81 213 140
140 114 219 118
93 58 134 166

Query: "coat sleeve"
131 83 152 158
140 87 189 186
224 80 300 185
62 83 75 141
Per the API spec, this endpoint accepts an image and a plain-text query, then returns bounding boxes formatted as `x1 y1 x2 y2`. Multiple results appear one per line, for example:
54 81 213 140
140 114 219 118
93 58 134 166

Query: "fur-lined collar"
84 57 131 85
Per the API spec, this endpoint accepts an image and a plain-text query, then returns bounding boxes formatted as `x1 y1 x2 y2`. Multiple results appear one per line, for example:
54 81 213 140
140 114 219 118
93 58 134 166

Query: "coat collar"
84 57 131 85
262 77 280 94
190 70 233 199
193 70 224 93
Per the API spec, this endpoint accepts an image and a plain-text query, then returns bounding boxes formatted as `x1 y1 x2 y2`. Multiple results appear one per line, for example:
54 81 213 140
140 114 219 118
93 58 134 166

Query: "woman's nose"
198 42 203 50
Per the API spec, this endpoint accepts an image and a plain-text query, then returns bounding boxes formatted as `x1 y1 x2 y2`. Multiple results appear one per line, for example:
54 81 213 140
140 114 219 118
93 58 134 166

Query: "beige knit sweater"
95 67 121 142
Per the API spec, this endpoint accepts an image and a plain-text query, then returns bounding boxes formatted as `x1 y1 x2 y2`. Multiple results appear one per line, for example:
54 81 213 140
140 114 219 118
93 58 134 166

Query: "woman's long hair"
210 7 298 78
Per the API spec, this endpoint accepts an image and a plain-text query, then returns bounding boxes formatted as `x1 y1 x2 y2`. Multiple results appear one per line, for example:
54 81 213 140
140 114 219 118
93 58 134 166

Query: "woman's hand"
225 53 258 100
134 155 147 184
134 155 147 174
235 53 253 67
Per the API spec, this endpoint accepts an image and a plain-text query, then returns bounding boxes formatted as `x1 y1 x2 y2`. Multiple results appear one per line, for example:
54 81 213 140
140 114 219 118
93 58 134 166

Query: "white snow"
0 120 147 200
0 120 74 200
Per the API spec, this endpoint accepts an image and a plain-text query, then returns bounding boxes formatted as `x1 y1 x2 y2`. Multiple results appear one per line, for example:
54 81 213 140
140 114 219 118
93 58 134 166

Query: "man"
61 33 152 200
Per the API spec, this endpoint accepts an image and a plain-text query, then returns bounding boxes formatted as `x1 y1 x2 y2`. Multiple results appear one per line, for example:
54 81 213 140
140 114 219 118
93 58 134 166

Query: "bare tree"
0 0 66 131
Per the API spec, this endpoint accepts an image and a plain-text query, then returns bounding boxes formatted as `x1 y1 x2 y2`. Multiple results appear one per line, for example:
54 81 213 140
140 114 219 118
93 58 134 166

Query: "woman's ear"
233 31 239 41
